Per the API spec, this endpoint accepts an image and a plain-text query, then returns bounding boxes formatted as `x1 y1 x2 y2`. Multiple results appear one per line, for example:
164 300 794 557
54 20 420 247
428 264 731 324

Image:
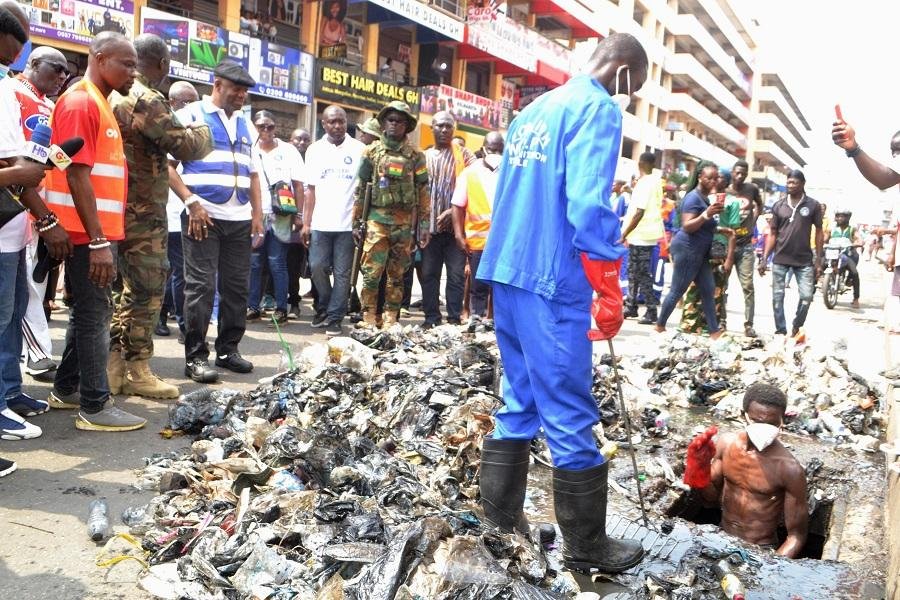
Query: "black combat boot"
553 461 644 573
479 438 531 534
638 307 658 325
623 302 639 319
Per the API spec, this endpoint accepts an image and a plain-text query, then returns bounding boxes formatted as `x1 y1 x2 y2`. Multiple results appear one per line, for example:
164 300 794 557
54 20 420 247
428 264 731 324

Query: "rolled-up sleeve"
564 101 625 261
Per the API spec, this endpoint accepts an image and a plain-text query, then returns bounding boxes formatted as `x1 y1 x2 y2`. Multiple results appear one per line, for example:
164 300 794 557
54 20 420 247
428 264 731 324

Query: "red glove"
580 254 623 341
683 426 718 489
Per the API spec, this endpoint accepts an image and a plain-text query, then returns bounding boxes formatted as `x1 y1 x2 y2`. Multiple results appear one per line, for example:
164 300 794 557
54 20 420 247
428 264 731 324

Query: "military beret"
213 60 256 88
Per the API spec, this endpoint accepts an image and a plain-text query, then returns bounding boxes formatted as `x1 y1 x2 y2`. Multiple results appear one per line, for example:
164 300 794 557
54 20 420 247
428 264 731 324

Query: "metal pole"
606 338 650 528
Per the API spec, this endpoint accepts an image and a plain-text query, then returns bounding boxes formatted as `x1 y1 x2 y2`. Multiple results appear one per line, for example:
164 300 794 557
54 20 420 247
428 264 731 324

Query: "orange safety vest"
45 79 126 239
463 167 493 251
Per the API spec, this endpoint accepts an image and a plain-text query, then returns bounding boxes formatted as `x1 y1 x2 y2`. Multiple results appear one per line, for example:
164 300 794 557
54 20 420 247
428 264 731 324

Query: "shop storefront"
418 84 500 150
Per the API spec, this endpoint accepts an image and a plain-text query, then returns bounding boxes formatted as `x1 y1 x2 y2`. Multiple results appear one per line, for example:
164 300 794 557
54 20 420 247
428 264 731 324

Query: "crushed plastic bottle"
87 498 109 541
713 559 747 600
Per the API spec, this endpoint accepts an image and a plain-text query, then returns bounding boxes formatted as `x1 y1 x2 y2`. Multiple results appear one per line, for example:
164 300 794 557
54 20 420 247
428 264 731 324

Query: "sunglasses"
255 124 275 131
42 61 70 76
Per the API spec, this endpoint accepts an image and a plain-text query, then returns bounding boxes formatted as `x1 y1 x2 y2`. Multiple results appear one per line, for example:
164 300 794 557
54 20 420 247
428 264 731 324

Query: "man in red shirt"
45 32 146 432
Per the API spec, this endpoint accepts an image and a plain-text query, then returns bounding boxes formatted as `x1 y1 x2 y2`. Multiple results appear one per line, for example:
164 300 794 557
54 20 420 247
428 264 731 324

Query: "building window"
431 0 465 19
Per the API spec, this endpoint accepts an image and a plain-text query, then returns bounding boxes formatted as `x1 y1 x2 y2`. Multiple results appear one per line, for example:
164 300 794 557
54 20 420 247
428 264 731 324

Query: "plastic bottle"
87 498 109 541
713 559 747 600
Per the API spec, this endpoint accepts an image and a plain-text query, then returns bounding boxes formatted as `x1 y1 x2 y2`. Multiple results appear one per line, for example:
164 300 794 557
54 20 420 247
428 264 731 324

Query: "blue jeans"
772 263 814 334
309 230 354 323
492 283 602 470
249 227 289 312
162 231 185 333
0 249 27 407
422 231 466 323
54 244 116 413
657 240 719 333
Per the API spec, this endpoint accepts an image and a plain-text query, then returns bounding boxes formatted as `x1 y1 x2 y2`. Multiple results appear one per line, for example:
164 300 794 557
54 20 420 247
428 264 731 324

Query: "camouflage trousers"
679 260 728 334
359 221 412 314
110 227 169 361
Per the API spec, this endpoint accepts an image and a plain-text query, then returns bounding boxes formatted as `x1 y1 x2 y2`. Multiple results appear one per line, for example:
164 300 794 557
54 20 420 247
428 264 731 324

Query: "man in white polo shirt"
301 105 365 337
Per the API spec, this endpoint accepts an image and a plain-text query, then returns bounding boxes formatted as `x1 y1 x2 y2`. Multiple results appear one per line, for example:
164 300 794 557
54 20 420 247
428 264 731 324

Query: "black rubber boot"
638 307 658 325
623 303 639 318
553 462 644 573
479 438 531 534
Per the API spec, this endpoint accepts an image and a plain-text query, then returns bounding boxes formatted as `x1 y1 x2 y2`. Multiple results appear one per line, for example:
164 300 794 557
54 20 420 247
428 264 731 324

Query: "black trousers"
181 216 251 362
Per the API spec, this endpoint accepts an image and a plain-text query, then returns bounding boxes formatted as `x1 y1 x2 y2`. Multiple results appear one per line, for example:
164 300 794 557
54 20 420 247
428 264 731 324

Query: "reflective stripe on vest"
464 169 492 251
45 79 126 238
180 106 252 204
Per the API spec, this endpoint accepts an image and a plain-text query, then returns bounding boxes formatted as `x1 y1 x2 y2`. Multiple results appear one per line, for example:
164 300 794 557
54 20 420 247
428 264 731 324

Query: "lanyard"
787 195 805 224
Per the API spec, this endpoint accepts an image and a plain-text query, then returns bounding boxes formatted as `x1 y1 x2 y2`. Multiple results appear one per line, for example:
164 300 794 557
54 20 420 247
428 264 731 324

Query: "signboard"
20 0 133 46
319 0 347 59
141 7 313 105
518 85 548 109
316 61 419 114
466 6 572 76
499 79 516 129
420 85 500 131
367 0 464 42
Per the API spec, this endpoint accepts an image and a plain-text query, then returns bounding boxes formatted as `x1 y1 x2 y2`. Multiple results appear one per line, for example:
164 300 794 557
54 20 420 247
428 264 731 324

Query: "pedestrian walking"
422 111 475 327
353 101 430 328
758 170 823 337
170 60 263 383
728 159 761 337
302 105 365 336
654 161 724 339
287 127 312 317
45 32 148 431
108 34 213 399
477 33 648 573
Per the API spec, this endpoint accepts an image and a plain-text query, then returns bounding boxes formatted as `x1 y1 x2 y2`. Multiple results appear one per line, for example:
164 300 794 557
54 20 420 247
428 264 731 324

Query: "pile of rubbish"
127 326 598 599
118 327 886 599
629 333 884 452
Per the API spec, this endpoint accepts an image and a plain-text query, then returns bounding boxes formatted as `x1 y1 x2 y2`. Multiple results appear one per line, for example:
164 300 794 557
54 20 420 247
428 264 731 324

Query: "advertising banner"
316 61 419 114
318 0 347 60
419 85 500 131
141 7 313 105
499 79 516 129
466 6 572 76
20 0 133 46
518 85 548 109
367 0 464 42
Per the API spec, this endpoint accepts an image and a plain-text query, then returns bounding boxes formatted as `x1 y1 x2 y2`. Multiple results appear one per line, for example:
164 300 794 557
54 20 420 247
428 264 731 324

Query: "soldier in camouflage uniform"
354 101 430 327
108 34 213 398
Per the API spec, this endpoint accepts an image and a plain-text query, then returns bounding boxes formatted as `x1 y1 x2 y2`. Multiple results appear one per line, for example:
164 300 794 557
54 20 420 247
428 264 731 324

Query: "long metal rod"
607 338 650 528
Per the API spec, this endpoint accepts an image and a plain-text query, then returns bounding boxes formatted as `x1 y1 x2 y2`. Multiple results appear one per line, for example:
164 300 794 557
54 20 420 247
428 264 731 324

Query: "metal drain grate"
606 514 684 560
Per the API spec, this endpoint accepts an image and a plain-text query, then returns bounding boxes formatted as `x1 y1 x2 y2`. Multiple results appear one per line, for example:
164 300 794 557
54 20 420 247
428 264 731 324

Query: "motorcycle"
821 237 862 309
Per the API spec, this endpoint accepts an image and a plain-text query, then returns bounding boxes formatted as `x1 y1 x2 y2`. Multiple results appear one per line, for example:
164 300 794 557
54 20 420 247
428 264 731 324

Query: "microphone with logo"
12 122 84 198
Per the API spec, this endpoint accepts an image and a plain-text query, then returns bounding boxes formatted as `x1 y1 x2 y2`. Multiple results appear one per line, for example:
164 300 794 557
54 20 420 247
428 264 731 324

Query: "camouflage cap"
377 101 417 131
359 117 382 138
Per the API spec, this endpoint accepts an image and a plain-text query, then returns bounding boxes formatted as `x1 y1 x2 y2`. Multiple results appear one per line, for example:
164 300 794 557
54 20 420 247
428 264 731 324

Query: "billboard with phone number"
140 7 313 105
18 0 133 46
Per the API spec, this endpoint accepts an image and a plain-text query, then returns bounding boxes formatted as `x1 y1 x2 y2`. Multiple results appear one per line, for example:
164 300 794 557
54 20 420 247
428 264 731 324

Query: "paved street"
0 258 892 599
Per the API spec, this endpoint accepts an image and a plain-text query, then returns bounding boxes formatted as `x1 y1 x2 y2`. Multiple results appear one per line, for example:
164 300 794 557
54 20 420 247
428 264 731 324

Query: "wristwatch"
846 145 861 158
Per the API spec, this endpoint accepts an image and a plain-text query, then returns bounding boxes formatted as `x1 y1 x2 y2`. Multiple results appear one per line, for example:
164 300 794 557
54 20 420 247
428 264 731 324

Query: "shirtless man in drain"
684 383 808 557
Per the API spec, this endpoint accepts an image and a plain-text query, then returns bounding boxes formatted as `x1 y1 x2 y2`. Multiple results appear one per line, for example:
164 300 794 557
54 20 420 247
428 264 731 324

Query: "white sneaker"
0 408 42 440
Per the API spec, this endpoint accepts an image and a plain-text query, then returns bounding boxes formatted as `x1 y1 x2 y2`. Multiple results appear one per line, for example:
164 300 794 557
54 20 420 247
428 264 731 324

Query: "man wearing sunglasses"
107 33 212 399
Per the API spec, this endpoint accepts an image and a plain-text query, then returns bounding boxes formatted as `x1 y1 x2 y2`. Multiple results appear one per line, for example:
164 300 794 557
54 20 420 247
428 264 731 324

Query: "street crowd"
1 1 899 576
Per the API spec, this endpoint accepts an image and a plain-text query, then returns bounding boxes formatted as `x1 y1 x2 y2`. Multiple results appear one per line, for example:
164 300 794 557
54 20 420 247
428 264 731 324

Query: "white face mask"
483 153 501 169
745 420 780 451
610 64 631 114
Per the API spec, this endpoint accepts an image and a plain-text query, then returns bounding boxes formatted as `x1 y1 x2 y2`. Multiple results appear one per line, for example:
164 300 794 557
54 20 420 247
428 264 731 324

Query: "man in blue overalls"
477 33 649 574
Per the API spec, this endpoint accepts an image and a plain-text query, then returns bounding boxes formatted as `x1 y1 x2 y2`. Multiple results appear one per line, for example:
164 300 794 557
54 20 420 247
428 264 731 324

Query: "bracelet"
88 240 111 250
33 211 58 229
184 195 201 207
846 145 861 158
37 221 59 233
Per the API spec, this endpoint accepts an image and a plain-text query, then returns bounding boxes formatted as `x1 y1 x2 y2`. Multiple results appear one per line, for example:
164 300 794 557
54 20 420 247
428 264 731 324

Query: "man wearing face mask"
685 383 808 557
476 33 648 574
451 131 503 321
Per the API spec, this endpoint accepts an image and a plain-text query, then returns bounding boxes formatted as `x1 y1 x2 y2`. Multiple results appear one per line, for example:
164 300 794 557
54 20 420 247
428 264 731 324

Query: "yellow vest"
463 166 493 251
